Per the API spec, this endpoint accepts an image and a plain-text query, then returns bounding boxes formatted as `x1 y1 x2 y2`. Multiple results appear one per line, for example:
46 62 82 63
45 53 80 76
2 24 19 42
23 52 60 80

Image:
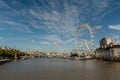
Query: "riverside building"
95 37 120 61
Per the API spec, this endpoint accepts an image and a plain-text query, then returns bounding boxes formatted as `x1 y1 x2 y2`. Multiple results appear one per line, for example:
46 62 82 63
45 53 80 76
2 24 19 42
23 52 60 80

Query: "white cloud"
0 0 120 52
0 20 32 33
109 25 120 30
40 41 51 45
0 27 5 30
31 40 36 44
0 0 21 15
1 0 118 36
41 34 61 42
0 37 4 40
0 20 19 25
27 0 119 37
39 34 74 46
95 25 102 30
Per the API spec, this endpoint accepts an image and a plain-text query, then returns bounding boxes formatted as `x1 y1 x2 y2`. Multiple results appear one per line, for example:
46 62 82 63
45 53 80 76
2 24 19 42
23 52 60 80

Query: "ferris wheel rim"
75 23 94 55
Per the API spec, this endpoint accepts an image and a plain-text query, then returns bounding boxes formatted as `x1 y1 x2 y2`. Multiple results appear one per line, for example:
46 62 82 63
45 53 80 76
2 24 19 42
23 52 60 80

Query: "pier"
0 59 11 64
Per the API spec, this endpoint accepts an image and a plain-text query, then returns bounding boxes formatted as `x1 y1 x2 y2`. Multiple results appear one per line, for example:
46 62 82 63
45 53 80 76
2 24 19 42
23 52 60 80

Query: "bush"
0 47 25 58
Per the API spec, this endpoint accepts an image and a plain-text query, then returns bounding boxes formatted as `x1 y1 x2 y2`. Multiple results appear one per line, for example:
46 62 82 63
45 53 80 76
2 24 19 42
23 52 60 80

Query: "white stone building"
95 37 120 61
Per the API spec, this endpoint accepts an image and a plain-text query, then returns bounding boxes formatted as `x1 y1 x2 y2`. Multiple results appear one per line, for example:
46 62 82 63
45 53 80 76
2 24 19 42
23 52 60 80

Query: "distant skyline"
0 0 120 52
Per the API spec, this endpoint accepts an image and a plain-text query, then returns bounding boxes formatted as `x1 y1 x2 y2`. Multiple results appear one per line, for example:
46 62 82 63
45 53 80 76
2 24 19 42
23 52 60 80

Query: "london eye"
75 23 94 56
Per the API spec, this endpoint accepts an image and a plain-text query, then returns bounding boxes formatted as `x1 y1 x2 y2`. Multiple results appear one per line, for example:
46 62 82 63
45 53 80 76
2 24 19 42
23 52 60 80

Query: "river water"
0 58 120 80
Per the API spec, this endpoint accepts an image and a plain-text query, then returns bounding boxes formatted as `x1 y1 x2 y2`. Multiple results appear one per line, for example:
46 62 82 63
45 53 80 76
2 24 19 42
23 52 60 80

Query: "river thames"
0 58 120 80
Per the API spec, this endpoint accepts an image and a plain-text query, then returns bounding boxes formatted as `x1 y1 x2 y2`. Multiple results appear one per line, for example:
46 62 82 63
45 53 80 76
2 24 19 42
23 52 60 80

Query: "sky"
0 0 120 52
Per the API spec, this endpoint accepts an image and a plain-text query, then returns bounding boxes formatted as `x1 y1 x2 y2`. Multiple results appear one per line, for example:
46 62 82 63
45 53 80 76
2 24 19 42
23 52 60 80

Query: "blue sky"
0 0 120 52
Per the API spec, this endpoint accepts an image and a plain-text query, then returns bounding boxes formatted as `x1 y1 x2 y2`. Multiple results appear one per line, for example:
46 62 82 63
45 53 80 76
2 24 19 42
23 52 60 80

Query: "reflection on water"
0 58 120 80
